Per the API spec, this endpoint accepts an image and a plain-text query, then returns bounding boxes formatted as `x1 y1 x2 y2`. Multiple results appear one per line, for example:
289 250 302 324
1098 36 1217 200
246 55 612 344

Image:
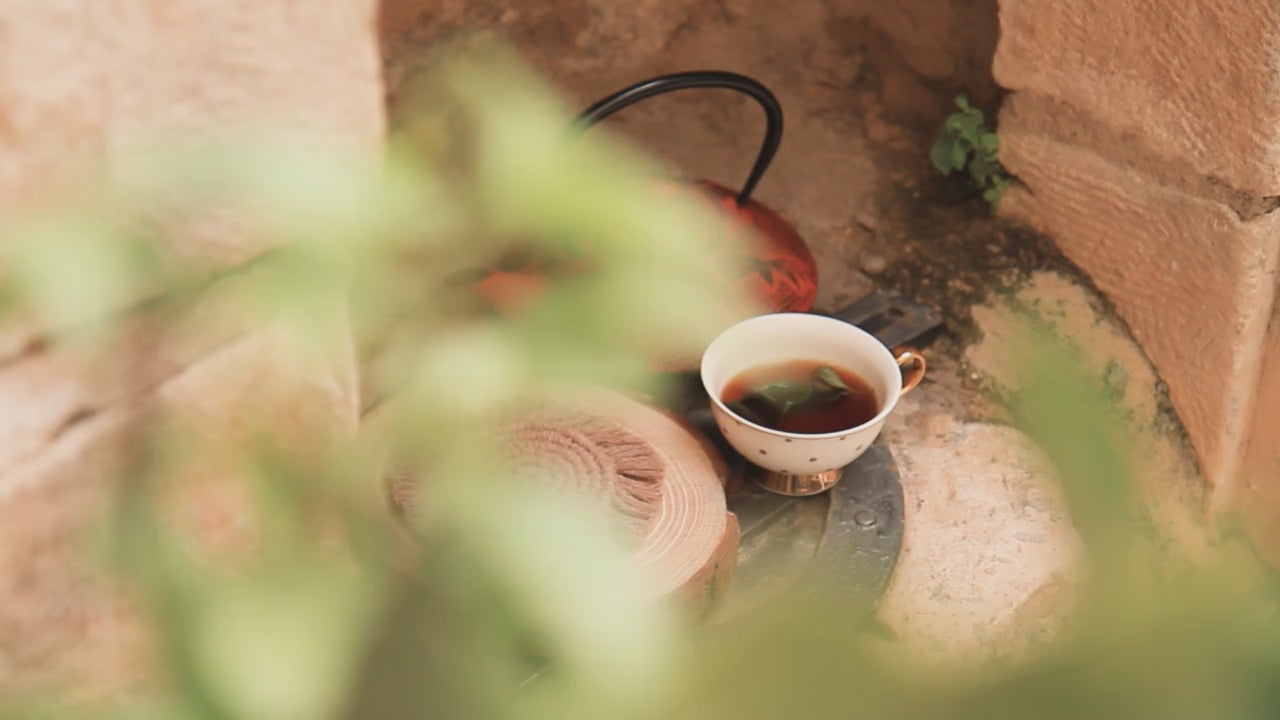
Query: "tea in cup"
700 312 925 495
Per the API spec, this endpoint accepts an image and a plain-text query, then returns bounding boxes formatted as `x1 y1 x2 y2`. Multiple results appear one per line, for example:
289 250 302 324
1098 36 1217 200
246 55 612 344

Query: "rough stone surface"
880 384 1083 660
993 1 1280 562
381 0 1004 313
836 0 1000 95
994 0 1280 197
874 270 1216 659
0 280 362 702
965 272 1211 561
384 0 886 313
381 0 1001 112
1238 298 1280 566
997 126 1280 503
0 0 385 264
0 0 380 700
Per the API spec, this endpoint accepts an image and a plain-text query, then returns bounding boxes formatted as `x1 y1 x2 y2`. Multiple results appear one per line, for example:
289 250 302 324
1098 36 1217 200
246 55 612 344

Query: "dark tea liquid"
721 359 879 434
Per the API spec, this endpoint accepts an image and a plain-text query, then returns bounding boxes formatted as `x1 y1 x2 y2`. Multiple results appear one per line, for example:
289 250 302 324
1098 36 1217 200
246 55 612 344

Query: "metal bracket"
824 289 944 350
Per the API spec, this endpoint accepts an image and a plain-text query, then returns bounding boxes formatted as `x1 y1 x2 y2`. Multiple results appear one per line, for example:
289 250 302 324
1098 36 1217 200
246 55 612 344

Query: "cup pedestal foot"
756 467 844 496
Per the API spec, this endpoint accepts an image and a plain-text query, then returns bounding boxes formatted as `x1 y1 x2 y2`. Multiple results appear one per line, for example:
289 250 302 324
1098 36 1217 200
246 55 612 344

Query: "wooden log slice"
386 389 739 610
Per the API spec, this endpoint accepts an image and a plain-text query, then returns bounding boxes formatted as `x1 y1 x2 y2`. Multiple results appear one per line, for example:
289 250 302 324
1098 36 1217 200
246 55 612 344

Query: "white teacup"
700 312 925 495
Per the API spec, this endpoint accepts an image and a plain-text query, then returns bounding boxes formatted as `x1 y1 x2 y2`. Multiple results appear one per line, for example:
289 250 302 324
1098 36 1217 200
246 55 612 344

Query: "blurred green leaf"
1010 327 1132 559
190 565 379 720
7 213 145 328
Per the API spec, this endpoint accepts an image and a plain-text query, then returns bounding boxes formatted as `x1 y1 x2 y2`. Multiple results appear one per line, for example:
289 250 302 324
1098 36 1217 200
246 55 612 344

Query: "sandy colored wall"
378 0 1001 124
0 0 382 699
1238 301 1280 566
992 0 1280 551
377 0 1005 315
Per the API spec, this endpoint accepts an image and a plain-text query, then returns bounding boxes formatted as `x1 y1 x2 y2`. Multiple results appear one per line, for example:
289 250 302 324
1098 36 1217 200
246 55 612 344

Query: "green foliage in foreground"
931 94 1011 211
2 41 1279 720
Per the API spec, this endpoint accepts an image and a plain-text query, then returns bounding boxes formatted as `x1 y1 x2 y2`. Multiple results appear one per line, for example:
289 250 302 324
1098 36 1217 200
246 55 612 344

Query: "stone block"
0 0 385 263
997 120 1280 497
0 320 358 699
835 0 1000 89
1238 301 1280 564
0 0 379 697
993 0 1280 197
880 388 1083 660
379 0 685 76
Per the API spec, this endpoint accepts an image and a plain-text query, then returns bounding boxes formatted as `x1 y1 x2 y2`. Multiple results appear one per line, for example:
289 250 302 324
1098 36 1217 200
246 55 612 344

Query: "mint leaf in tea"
722 360 878 433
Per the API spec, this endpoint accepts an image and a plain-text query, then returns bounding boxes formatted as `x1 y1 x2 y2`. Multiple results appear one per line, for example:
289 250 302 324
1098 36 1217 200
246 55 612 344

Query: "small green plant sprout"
931 93 1011 210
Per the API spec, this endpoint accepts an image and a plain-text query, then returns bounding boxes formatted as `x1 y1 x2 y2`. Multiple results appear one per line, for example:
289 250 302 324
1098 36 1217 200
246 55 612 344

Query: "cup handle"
894 347 926 394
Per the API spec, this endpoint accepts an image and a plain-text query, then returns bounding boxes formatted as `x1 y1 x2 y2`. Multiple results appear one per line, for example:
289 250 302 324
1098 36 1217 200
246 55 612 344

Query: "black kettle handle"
575 71 783 206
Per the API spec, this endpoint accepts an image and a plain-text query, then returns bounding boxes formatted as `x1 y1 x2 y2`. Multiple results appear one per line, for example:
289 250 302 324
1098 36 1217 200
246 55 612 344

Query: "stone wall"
1239 297 1280 565
379 0 1001 127
0 0 383 699
992 0 1280 547
378 0 1004 311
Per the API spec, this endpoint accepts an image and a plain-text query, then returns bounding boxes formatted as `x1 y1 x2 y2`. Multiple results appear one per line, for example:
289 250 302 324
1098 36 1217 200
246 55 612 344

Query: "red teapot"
474 70 818 320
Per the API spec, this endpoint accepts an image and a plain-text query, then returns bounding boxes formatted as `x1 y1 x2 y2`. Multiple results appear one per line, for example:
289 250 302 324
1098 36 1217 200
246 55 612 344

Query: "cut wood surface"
386 388 739 609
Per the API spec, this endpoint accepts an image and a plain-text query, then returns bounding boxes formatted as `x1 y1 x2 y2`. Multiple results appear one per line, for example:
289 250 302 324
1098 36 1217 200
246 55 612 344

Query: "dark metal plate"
675 387 904 619
821 288 944 350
